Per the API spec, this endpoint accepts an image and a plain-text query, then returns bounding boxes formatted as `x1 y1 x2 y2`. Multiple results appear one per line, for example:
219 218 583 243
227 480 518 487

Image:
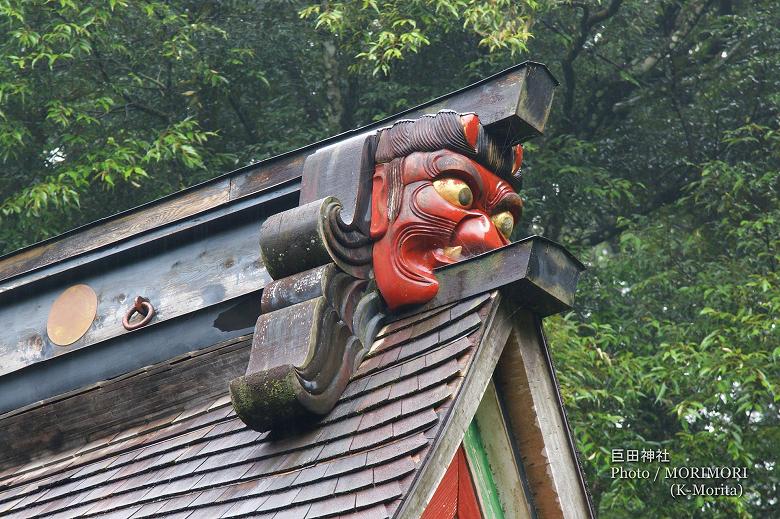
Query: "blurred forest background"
0 1 777 516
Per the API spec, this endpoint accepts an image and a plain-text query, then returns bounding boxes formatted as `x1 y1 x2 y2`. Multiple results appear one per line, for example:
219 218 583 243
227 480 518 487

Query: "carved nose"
451 214 505 257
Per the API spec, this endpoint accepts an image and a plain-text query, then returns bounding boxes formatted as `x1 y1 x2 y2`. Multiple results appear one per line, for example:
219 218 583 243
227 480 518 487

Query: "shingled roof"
0 293 498 518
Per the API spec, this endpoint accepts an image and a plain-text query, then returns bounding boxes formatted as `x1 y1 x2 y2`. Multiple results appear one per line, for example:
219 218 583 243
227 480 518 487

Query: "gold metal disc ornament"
47 284 98 346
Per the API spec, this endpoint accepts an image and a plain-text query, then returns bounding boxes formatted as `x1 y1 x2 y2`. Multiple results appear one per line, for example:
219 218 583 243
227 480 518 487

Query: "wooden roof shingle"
0 293 495 518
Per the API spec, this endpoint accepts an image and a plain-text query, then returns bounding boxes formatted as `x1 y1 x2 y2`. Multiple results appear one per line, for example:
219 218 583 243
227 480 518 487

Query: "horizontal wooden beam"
392 236 585 322
0 186 296 380
0 292 261 414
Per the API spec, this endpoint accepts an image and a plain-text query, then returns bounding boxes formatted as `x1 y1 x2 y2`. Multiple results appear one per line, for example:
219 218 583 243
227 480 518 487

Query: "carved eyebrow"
427 151 489 199
487 188 522 217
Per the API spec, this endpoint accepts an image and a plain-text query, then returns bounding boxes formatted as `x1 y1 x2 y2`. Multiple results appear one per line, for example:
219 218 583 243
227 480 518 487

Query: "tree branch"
579 177 693 247
560 0 624 124
91 41 170 124
630 0 713 76
228 94 257 142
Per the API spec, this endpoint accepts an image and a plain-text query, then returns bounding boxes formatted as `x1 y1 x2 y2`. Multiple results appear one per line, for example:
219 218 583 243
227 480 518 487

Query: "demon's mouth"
432 213 509 266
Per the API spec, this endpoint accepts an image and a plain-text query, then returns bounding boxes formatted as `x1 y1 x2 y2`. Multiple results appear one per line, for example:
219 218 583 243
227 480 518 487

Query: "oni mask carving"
370 111 523 310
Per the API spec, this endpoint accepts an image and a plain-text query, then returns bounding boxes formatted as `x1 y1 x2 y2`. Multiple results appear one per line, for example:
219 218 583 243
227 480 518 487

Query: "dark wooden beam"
0 292 261 414
391 236 585 322
0 335 251 470
0 188 295 381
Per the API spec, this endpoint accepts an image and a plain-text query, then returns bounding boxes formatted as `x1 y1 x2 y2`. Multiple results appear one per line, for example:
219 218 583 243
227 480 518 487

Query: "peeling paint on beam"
0 292 261 414
0 187 297 378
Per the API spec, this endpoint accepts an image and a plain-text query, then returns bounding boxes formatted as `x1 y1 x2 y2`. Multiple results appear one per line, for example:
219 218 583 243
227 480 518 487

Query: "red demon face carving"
370 149 523 310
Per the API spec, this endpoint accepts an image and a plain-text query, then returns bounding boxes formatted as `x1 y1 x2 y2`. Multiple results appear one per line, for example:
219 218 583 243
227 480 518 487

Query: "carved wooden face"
370 149 523 310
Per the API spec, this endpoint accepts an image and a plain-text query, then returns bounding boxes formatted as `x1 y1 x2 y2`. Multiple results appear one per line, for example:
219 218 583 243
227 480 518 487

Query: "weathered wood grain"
0 179 230 283
494 311 594 519
0 218 269 377
0 291 262 413
0 335 252 470
389 236 583 323
228 153 307 200
468 381 534 518
0 291 494 518
0 180 299 296
396 292 511 519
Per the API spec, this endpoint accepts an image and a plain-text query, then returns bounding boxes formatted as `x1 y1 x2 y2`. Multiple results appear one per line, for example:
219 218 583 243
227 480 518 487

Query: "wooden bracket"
258 197 373 280
230 262 385 431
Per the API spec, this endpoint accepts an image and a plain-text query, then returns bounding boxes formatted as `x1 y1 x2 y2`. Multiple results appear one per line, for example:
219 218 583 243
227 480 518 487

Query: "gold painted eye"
491 211 514 239
433 178 473 208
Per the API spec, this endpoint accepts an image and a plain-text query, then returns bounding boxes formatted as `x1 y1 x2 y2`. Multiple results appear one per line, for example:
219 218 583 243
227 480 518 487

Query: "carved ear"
461 113 480 150
513 144 523 173
370 165 389 239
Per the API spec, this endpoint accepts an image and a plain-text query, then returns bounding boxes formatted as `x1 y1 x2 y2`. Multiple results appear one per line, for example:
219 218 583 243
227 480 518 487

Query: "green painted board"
463 420 506 519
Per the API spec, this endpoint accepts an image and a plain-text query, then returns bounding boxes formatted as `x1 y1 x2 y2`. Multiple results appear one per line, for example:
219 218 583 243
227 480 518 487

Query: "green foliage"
1 0 778 516
551 123 779 517
0 1 239 249
300 0 541 76
531 3 780 515
0 1 340 250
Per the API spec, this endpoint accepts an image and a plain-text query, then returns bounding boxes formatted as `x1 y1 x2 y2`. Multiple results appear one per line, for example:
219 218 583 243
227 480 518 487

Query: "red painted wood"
422 446 484 519
422 450 459 519
461 114 480 149
513 144 524 173
456 447 483 519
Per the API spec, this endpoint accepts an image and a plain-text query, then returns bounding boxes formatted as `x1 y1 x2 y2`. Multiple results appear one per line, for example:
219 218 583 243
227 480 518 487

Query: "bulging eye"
433 178 473 208
491 211 514 239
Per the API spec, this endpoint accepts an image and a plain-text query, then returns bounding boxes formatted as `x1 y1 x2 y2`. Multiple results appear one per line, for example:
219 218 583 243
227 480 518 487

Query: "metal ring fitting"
122 296 155 331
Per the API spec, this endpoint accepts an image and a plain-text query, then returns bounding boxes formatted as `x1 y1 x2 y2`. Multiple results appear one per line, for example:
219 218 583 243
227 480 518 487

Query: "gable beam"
495 311 595 518
395 292 513 519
